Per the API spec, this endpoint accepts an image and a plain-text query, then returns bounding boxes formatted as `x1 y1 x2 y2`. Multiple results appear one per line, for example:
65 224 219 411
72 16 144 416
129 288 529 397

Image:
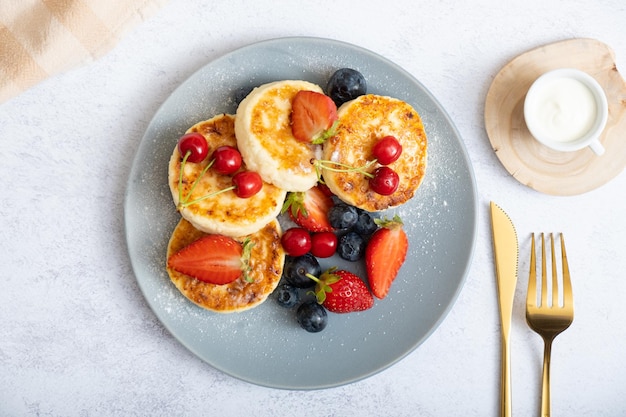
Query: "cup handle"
589 139 605 156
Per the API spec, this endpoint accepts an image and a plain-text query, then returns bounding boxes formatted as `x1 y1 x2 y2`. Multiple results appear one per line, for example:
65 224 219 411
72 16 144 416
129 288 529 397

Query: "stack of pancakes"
166 80 428 313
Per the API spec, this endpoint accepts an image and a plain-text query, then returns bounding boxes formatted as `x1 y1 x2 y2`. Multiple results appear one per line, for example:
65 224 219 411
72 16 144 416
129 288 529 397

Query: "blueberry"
296 301 328 333
338 231 366 261
328 203 358 230
283 254 320 288
276 284 300 308
354 209 378 236
327 68 367 107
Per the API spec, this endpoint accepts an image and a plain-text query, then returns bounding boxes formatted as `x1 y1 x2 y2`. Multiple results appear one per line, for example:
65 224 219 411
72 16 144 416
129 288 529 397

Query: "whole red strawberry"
167 235 253 284
365 215 408 299
281 185 334 232
311 268 374 313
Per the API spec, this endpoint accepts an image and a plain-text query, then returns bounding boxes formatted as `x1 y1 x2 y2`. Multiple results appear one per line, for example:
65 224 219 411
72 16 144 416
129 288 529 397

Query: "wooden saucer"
485 38 626 195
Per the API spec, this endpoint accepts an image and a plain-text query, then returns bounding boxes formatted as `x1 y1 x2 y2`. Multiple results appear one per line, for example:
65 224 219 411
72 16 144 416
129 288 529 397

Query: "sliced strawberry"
167 235 252 285
281 185 334 232
311 269 374 314
291 90 338 144
315 182 334 198
365 216 408 299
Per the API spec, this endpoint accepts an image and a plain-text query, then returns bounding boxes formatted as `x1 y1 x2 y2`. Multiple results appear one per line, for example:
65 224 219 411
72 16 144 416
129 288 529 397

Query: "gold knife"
490 201 519 417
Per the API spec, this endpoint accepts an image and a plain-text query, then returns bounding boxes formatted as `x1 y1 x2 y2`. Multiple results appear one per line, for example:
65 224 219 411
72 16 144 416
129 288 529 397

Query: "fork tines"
527 233 573 310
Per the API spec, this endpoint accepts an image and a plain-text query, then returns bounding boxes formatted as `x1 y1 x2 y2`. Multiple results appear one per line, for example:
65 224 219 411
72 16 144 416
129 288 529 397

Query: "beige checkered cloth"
0 0 168 104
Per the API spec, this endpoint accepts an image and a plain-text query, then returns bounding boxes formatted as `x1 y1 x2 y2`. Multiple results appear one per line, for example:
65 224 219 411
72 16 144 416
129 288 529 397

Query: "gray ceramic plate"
124 37 477 390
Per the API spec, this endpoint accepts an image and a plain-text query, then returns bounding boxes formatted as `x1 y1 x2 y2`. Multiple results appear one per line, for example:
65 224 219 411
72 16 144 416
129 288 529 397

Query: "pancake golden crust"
168 114 287 237
322 94 428 211
234 80 324 191
166 218 285 313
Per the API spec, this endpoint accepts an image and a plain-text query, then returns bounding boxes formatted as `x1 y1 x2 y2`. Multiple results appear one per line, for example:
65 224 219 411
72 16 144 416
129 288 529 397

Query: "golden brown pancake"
234 80 324 191
166 218 285 313
322 94 428 211
168 114 287 237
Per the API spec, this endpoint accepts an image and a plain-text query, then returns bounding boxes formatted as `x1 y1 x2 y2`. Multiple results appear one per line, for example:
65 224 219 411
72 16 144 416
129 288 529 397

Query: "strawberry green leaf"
241 238 255 283
374 215 404 229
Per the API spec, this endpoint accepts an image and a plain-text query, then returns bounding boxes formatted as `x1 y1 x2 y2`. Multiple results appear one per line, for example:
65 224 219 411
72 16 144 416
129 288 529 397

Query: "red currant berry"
178 132 208 163
310 231 337 258
372 135 402 165
212 146 242 175
281 227 312 256
369 166 399 195
232 171 263 198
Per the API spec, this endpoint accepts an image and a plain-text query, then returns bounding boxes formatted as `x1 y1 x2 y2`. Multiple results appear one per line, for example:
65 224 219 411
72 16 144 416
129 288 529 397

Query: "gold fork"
526 233 574 417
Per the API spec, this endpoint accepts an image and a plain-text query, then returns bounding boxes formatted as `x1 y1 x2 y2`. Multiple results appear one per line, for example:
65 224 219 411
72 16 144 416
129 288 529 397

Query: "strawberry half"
281 185 334 232
315 182 334 198
311 268 374 314
291 90 338 144
167 235 253 285
365 216 408 299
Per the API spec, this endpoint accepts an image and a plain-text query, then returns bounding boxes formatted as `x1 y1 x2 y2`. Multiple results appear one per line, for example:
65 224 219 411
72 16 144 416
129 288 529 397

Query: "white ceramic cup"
523 68 608 155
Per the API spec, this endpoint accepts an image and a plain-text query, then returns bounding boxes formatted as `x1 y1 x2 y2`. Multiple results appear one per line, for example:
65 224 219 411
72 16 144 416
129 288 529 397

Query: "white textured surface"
1 0 626 415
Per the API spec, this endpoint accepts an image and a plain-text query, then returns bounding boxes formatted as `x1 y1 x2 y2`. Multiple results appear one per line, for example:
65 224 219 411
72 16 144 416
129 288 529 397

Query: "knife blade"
490 201 519 417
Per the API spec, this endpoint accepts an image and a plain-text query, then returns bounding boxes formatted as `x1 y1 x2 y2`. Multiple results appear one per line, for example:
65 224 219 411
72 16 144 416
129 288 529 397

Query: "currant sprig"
178 154 225 208
313 135 403 196
175 133 261 210
312 159 377 182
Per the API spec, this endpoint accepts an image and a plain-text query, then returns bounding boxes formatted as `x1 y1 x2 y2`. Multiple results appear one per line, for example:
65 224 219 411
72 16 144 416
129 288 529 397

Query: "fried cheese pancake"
234 80 324 192
166 218 285 313
168 114 287 237
322 94 428 211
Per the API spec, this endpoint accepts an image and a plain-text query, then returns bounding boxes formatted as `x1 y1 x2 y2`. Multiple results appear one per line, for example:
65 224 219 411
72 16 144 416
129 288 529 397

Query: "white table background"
2 1 625 415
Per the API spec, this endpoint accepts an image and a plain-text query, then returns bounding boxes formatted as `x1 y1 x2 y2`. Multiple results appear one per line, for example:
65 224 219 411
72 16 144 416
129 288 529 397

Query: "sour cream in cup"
523 68 608 155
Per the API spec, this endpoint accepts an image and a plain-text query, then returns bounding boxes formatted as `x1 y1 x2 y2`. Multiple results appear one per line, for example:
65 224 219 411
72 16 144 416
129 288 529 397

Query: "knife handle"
501 334 512 417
